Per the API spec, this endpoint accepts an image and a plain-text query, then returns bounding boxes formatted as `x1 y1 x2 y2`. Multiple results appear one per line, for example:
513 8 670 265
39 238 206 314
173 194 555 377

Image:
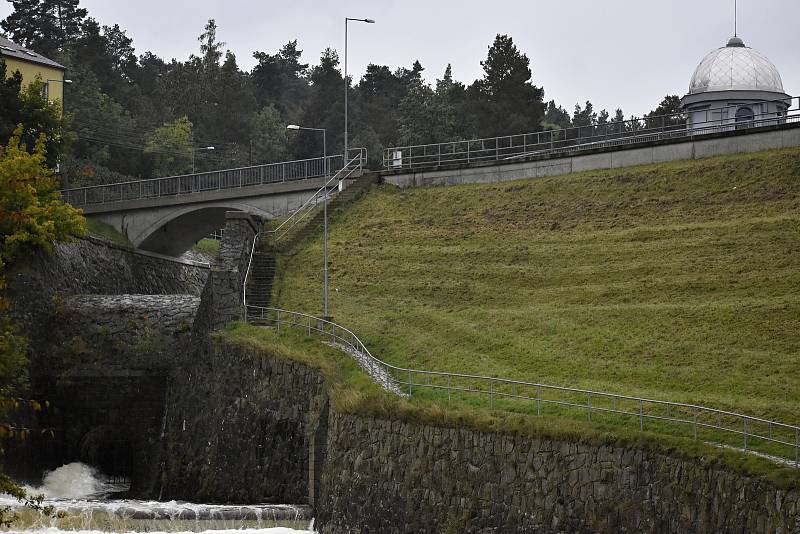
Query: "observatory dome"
688 37 784 95
680 36 790 130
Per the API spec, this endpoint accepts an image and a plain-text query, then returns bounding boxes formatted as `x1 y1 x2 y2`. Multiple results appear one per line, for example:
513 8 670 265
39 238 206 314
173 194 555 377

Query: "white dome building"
681 36 791 130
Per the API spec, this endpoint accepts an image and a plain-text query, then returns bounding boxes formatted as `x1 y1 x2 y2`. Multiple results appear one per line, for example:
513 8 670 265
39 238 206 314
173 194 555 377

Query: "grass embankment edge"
219 322 800 491
86 219 131 247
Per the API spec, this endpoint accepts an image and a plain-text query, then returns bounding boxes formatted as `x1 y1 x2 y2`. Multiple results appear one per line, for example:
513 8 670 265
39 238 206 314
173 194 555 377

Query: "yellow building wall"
3 57 65 110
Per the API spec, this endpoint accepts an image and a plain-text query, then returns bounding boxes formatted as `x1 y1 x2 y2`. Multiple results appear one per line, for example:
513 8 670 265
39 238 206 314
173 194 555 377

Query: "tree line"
0 0 681 184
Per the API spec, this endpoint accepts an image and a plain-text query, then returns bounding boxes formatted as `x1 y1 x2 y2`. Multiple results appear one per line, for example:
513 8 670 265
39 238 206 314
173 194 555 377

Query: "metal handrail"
246 305 800 465
384 96 799 171
267 149 366 242
241 149 367 307
60 154 344 207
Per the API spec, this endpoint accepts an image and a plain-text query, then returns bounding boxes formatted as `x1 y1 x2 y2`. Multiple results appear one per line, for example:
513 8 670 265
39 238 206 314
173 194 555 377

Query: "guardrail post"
276 310 280 331
489 383 493 409
795 428 798 467
447 375 451 403
536 385 541 416
639 401 644 431
408 370 412 396
587 393 592 421
693 410 698 440
743 418 748 451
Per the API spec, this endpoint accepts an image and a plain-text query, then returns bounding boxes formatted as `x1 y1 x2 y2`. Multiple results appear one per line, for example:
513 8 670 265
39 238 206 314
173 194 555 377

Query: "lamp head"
364 18 375 23
287 124 301 130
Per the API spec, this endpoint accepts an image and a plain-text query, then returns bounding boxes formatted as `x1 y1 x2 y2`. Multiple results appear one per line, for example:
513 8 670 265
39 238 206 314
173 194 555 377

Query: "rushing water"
1 463 315 534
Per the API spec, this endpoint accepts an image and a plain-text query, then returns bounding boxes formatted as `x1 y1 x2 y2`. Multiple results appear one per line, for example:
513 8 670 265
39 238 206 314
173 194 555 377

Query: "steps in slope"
245 172 379 311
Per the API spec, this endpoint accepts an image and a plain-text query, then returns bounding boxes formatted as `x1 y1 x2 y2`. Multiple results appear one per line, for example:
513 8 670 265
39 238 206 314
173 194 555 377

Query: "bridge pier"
192 212 260 333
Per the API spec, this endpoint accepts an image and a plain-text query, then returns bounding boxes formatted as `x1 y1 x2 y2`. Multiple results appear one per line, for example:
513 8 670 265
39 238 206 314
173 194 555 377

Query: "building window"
735 106 754 129
41 82 49 100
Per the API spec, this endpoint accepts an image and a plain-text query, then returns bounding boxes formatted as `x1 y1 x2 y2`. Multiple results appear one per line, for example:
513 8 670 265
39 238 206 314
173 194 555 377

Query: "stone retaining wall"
317 412 800 534
7 235 208 338
164 338 800 533
160 337 327 504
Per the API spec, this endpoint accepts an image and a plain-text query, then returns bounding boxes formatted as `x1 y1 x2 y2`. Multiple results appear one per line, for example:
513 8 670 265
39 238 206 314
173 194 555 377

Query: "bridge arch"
131 202 275 256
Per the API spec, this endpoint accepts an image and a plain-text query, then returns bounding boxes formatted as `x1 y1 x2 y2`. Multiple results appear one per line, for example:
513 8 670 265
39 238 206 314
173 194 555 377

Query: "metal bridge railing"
246 305 800 466
384 96 800 171
60 154 344 207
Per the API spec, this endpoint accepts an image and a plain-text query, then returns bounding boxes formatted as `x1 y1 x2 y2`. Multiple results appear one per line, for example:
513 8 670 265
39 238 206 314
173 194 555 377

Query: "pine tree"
1 0 87 57
473 34 545 136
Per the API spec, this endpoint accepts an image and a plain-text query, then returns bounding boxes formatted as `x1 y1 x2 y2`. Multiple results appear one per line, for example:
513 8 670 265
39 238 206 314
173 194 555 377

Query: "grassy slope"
273 147 800 424
86 219 131 246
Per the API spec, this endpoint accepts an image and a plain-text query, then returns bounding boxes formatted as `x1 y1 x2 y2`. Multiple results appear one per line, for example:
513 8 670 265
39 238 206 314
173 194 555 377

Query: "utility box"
390 150 403 169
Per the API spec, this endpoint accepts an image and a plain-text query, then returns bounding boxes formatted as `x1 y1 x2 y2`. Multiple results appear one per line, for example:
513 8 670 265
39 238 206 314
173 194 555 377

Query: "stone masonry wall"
192 212 259 334
316 413 800 534
161 337 800 532
160 337 327 504
7 235 208 338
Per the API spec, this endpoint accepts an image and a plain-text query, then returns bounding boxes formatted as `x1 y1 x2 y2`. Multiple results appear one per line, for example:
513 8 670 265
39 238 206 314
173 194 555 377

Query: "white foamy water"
2 463 315 533
21 463 125 500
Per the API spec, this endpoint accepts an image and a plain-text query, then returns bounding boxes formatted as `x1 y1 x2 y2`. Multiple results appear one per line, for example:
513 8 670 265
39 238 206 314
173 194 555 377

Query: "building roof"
688 36 784 96
0 35 64 70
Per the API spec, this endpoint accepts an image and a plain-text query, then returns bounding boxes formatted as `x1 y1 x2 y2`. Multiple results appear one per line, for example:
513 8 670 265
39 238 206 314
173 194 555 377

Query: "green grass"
86 219 131 246
192 238 220 259
272 147 800 431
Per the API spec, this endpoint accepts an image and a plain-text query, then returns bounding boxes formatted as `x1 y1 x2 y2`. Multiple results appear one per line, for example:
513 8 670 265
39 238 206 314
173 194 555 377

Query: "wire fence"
245 305 800 466
384 96 799 171
60 155 344 207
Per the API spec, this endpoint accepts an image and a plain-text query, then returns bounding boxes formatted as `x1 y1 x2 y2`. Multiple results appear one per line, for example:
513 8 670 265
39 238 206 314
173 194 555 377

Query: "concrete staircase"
245 172 379 310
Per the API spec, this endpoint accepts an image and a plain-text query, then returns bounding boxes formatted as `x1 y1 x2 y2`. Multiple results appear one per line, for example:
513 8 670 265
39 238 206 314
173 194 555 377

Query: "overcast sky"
1 0 798 117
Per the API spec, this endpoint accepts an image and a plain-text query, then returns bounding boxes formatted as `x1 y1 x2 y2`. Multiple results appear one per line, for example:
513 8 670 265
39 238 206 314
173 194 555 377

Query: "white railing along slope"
244 306 800 467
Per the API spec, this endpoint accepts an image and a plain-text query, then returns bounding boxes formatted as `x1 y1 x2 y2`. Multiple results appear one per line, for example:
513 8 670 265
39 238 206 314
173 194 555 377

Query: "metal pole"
743 418 748 451
536 385 541 415
344 19 348 162
448 375 451 403
323 182 329 318
323 130 328 177
587 393 592 421
639 401 644 431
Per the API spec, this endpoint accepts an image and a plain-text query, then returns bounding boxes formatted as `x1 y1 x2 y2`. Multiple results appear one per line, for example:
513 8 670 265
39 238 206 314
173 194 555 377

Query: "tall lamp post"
344 17 375 162
287 124 331 318
192 146 215 173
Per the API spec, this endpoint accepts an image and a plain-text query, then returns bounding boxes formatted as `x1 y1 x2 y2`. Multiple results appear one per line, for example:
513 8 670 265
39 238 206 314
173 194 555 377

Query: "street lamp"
344 17 375 163
287 124 331 318
192 146 215 173
286 124 327 176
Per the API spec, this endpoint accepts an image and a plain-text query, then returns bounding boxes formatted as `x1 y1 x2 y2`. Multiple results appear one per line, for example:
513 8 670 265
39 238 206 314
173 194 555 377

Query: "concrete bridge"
61 155 349 256
60 102 800 258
